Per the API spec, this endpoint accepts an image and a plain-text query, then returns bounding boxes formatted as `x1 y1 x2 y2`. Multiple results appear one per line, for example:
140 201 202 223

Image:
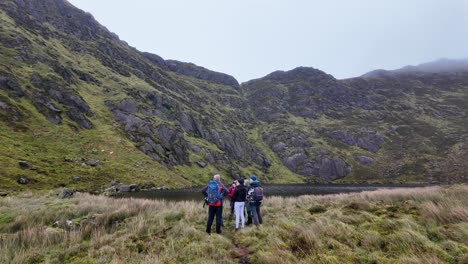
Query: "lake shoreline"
113 183 436 201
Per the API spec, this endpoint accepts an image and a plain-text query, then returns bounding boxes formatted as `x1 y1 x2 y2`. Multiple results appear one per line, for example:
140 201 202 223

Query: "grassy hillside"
0 185 467 263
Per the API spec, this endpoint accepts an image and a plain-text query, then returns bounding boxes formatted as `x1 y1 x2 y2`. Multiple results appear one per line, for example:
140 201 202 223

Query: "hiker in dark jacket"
201 174 228 234
232 178 247 230
247 175 263 226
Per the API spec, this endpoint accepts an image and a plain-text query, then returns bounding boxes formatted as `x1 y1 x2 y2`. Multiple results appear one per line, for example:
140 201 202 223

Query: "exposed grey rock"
0 101 7 109
354 155 375 165
30 73 94 129
72 68 100 84
118 98 138 113
0 75 25 99
117 185 130 192
19 161 30 169
0 99 24 122
117 184 140 192
129 184 140 192
85 159 100 167
59 188 73 199
17 177 28 184
315 157 350 181
72 176 81 182
263 130 313 175
66 111 93 129
190 144 201 153
32 95 63 125
196 161 207 168
328 130 385 153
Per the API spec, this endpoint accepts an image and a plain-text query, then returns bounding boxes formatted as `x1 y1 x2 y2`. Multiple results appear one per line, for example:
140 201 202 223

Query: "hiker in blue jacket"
201 174 228 234
247 175 263 226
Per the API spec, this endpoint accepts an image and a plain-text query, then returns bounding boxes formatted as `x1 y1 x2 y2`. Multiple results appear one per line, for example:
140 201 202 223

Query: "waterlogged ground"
0 185 467 263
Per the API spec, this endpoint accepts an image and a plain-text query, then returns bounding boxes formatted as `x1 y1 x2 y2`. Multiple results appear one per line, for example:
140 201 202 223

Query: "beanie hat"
250 175 257 181
238 178 244 185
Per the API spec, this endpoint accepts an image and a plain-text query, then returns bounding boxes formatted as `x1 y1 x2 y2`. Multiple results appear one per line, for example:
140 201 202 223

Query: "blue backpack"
207 181 224 204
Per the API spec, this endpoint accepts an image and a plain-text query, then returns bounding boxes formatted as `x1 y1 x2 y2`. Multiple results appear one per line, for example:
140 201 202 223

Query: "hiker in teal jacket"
244 179 253 225
247 175 263 226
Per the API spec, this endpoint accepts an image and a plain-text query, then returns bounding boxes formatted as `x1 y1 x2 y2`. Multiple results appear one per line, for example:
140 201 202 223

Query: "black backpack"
252 186 263 201
248 186 263 202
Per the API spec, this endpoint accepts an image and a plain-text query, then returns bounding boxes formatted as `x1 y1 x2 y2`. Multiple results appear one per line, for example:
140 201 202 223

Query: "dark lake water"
114 184 428 202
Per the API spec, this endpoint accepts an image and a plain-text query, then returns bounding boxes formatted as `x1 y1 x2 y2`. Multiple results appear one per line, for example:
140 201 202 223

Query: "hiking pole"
203 197 208 208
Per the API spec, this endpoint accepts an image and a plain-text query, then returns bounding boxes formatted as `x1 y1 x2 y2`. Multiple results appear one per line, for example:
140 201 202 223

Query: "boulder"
85 159 100 167
196 161 207 168
72 176 81 182
118 98 138 113
117 185 130 192
129 184 140 192
0 75 25 99
17 177 28 184
19 161 30 169
315 157 351 181
354 155 374 165
59 188 73 199
116 184 140 192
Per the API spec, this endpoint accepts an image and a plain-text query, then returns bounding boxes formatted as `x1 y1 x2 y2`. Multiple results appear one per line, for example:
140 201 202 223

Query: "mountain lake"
114 184 430 202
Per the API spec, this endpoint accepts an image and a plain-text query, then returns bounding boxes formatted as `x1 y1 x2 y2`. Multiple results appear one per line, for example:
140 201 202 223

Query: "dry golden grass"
0 185 467 263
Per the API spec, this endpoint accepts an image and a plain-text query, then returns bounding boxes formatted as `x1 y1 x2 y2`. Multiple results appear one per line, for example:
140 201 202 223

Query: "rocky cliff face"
244 67 468 184
0 0 466 191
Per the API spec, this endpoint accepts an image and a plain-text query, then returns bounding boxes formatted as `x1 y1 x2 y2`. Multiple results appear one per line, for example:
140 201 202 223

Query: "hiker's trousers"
250 202 263 226
234 201 245 229
206 205 222 234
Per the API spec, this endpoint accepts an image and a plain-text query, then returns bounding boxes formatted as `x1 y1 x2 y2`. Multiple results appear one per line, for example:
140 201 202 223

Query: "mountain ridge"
362 58 468 78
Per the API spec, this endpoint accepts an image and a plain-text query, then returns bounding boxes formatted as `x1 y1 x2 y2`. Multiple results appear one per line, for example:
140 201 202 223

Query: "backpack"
252 186 264 202
207 181 224 204
247 186 263 202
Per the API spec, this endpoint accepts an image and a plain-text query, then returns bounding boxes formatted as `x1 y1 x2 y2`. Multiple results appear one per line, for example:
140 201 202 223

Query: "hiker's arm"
200 186 208 197
221 184 228 196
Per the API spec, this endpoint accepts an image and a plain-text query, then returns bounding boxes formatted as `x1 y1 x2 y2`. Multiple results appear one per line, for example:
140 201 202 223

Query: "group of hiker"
201 174 263 235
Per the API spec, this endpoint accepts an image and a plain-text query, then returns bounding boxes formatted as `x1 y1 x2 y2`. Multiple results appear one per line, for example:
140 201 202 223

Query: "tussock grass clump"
0 185 467 263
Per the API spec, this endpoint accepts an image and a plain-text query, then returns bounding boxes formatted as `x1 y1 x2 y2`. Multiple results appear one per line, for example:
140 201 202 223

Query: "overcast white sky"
68 0 468 82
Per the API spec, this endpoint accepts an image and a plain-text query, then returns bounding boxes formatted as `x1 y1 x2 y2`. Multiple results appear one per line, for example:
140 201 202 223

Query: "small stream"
114 184 428 202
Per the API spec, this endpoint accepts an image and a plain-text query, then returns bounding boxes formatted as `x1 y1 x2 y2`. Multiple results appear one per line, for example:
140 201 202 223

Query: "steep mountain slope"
244 67 468 184
0 0 287 192
0 0 466 192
